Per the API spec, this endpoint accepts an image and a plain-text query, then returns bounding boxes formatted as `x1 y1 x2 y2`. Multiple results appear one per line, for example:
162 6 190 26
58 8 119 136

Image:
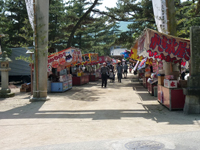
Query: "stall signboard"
137 28 190 63
99 56 105 63
82 53 99 64
82 54 90 63
152 60 158 73
47 47 82 72
68 80 72 89
63 81 69 90
90 53 99 64
158 61 163 73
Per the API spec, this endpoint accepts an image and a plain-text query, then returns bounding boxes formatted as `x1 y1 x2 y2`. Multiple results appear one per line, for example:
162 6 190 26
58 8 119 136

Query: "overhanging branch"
67 0 99 48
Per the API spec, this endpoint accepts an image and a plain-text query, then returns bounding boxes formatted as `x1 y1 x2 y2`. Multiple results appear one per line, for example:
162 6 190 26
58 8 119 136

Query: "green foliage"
103 0 156 48
175 0 200 38
15 55 33 63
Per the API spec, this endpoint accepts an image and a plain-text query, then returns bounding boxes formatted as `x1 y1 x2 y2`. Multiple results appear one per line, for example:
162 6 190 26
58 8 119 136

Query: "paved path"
0 74 200 150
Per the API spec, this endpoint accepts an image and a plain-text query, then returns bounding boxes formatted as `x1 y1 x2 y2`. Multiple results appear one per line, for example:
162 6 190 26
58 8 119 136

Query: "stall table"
72 75 89 86
51 81 72 92
147 81 157 96
89 75 99 82
157 85 185 110
51 74 72 93
143 77 149 88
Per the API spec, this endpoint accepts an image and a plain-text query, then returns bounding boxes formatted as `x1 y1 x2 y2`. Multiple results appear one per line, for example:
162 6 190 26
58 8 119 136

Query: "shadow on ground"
0 102 199 125
1 74 199 126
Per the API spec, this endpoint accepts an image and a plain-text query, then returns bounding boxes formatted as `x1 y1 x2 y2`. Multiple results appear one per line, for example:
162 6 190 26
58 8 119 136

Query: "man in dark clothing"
117 62 123 83
101 62 109 88
123 62 128 78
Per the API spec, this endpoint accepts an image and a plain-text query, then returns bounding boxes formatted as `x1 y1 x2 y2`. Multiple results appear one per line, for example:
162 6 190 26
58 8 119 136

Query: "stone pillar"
163 0 178 75
184 26 200 114
30 0 49 101
0 51 15 98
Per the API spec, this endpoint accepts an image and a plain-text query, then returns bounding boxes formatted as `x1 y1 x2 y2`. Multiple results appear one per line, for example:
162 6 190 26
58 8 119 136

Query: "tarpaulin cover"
137 28 190 63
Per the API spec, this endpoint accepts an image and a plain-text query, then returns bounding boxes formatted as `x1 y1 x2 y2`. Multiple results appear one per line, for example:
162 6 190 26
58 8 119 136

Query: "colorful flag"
138 58 147 70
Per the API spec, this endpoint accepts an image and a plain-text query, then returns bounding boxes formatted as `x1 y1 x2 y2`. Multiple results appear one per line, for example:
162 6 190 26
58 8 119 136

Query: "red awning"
137 28 190 63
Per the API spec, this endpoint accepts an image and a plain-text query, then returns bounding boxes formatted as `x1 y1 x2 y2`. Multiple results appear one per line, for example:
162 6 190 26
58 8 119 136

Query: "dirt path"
0 74 200 150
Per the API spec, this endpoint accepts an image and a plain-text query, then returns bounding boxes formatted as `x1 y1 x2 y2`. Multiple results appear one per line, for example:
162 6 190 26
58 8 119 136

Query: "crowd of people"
100 61 134 88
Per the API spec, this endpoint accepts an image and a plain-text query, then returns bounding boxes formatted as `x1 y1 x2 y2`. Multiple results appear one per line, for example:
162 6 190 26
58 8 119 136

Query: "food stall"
82 53 99 82
47 47 82 91
135 28 190 110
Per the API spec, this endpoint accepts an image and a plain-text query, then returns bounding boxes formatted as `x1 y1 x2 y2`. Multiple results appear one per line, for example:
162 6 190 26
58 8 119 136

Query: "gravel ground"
0 74 200 150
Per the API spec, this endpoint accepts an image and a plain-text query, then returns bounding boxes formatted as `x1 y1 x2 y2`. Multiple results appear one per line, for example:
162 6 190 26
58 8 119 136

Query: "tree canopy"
0 0 200 56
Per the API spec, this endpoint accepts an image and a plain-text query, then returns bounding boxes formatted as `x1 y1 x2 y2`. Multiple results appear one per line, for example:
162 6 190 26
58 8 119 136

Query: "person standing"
101 62 109 88
116 62 123 83
123 62 128 78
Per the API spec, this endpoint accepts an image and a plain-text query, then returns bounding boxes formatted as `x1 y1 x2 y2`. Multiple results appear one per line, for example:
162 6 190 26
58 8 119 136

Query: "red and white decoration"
164 79 177 88
137 29 190 63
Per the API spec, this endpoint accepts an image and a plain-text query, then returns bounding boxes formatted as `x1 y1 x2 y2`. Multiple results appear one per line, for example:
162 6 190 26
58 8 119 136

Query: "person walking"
116 62 123 83
101 62 109 88
129 64 132 73
123 62 128 78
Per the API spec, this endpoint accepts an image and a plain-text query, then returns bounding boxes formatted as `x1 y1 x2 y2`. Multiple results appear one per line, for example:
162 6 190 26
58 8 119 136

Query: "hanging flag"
133 60 140 71
25 0 34 31
138 58 147 70
152 0 168 34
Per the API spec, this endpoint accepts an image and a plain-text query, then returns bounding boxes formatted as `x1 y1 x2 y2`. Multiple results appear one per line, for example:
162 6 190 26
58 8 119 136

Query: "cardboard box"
20 87 31 92
165 75 174 80
179 80 187 88
164 79 177 88
158 76 164 86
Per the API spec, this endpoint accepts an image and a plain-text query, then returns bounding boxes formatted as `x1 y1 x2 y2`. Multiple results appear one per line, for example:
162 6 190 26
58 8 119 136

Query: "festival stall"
47 47 82 92
82 53 100 82
135 28 190 110
68 53 89 86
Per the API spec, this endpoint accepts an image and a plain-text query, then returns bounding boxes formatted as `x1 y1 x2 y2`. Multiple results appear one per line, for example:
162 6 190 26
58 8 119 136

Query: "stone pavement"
0 74 200 150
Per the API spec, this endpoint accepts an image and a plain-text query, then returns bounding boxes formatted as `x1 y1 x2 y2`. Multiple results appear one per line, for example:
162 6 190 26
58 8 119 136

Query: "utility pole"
163 0 178 75
30 0 49 101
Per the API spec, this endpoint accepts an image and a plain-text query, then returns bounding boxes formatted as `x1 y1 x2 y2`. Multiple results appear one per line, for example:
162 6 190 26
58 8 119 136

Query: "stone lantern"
0 51 15 97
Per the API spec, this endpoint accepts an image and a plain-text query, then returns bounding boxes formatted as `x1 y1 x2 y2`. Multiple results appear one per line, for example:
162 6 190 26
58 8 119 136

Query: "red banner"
137 29 190 63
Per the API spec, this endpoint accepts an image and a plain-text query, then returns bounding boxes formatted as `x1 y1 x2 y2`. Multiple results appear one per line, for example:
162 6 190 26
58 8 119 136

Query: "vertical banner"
138 57 147 70
25 0 34 30
133 61 140 71
152 0 168 34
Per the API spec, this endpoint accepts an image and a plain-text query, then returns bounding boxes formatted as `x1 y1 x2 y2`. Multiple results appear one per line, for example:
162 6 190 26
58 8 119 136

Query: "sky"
96 0 118 11
64 0 188 32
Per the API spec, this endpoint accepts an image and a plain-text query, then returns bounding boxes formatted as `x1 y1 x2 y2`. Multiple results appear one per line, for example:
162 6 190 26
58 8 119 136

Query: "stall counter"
143 77 149 88
51 80 72 92
72 75 89 86
147 81 157 96
51 74 72 93
157 85 185 110
89 72 100 82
